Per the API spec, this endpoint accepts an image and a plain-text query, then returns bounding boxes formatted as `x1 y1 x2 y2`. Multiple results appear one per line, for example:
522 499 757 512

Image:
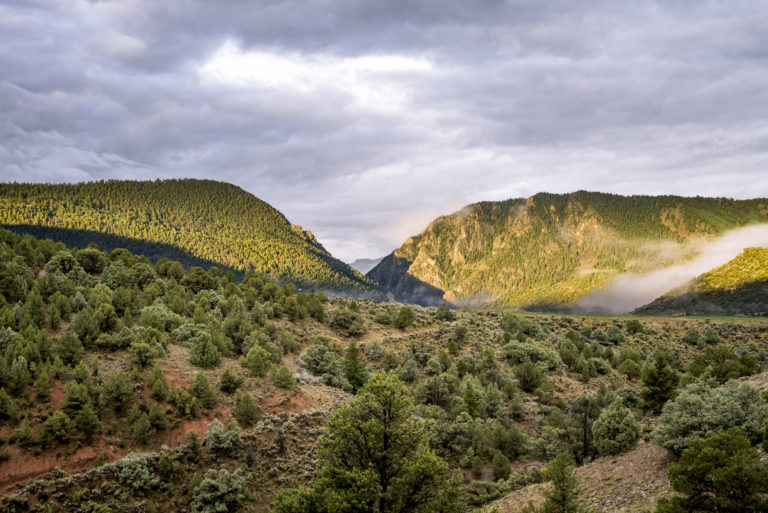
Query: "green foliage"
242 345 271 377
515 362 545 393
591 399 640 456
273 372 465 513
344 341 368 392
394 306 415 329
436 304 456 321
189 332 222 368
39 410 72 446
104 371 135 414
329 307 367 337
523 452 589 513
219 368 244 394
234 391 260 427
641 353 679 412
56 331 84 366
655 428 768 513
203 419 243 457
300 342 351 391
190 469 250 513
131 412 156 444
190 372 216 409
117 453 158 493
653 381 766 455
270 365 296 390
0 180 376 291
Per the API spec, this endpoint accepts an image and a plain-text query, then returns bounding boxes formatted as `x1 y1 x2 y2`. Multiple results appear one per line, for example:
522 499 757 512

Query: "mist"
576 224 768 314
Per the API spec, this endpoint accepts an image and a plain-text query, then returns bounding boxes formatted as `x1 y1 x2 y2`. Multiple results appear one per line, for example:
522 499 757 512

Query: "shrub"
117 453 158 493
592 399 640 456
104 371 135 414
617 359 641 380
129 341 156 368
653 381 766 455
362 339 386 361
241 345 271 377
190 372 216 409
131 412 156 444
219 368 244 394
299 343 350 391
189 332 222 368
394 306 415 329
39 410 72 446
234 391 260 427
203 419 243 457
502 341 561 370
491 450 510 481
436 304 456 322
329 308 366 337
270 365 296 390
515 362 544 393
641 353 679 413
190 469 249 513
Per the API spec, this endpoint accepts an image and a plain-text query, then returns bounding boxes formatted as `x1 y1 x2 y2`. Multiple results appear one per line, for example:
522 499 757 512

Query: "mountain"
347 256 384 275
0 179 377 292
367 191 768 307
635 246 768 315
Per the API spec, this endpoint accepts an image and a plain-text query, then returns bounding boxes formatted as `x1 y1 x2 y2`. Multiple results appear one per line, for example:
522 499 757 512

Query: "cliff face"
367 192 768 308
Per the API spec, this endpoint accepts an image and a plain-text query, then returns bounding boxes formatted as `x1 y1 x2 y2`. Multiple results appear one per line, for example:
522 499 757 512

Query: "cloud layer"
3 0 768 260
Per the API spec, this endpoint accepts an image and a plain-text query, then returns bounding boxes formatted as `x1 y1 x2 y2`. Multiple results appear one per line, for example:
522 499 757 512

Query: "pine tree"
642 353 679 412
344 341 368 392
190 372 216 409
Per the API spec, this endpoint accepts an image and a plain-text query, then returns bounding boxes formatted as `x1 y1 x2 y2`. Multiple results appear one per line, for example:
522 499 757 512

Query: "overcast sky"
2 1 768 261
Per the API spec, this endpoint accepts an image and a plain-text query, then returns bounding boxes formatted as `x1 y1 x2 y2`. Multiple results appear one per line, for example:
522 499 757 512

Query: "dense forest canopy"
0 179 377 292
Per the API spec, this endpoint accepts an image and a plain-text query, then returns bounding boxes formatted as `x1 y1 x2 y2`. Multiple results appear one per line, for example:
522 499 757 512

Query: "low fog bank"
576 224 768 314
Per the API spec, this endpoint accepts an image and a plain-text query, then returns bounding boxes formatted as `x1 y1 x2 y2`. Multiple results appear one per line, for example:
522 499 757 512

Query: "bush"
617 359 641 380
653 381 766 455
189 332 222 368
241 345 271 377
502 341 561 370
299 343 350 391
117 453 158 493
219 368 244 394
491 450 510 481
104 371 135 414
190 372 216 409
39 410 72 446
190 469 249 513
329 308 366 337
362 339 386 361
394 306 415 329
270 365 296 390
515 362 544 393
234 391 260 427
436 304 456 322
592 399 640 456
203 419 243 457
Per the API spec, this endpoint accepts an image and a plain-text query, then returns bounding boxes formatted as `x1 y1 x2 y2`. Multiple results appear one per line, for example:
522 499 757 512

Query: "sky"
2 1 768 262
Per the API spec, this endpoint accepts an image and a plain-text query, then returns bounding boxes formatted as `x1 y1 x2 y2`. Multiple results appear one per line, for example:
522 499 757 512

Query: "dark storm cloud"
2 0 768 261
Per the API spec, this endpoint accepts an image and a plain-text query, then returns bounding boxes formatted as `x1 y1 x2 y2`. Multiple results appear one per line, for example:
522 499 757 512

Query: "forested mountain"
367 191 768 308
636 247 768 316
0 179 377 292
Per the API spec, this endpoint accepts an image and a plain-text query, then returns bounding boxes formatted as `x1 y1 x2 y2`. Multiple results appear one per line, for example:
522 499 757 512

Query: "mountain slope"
367 191 768 307
348 257 384 275
635 246 768 315
0 179 376 291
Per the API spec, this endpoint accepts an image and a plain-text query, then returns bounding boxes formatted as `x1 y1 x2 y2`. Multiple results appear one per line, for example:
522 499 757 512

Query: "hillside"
367 191 768 308
0 179 377 292
2 227 768 513
635 246 768 316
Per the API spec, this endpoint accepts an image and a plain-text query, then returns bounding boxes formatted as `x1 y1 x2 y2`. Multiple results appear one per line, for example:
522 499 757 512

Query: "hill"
367 191 768 308
635 246 768 316
348 256 384 275
0 179 377 292
2 227 768 513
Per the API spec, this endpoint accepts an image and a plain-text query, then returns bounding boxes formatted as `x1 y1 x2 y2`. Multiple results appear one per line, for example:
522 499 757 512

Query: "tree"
129 341 156 368
189 333 222 368
190 372 216 409
652 381 765 455
344 341 368 392
641 353 679 412
273 372 465 513
56 331 84 366
234 391 260 427
655 428 768 513
592 399 640 456
523 452 588 513
270 365 296 390
394 306 415 329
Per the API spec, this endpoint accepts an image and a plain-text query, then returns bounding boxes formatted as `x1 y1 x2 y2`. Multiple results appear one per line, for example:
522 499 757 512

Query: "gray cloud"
2 0 768 261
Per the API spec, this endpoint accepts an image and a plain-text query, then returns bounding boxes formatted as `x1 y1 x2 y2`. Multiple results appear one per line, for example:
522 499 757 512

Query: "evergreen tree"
641 353 679 412
234 391 260 427
190 372 216 409
273 372 465 513
655 428 768 513
343 341 368 392
592 399 640 456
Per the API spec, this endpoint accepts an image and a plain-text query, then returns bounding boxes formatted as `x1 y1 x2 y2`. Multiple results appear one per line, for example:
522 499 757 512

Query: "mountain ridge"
367 191 768 308
0 179 378 292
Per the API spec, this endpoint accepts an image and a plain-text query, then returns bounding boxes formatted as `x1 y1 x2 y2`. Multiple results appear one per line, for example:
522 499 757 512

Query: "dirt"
488 442 674 513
